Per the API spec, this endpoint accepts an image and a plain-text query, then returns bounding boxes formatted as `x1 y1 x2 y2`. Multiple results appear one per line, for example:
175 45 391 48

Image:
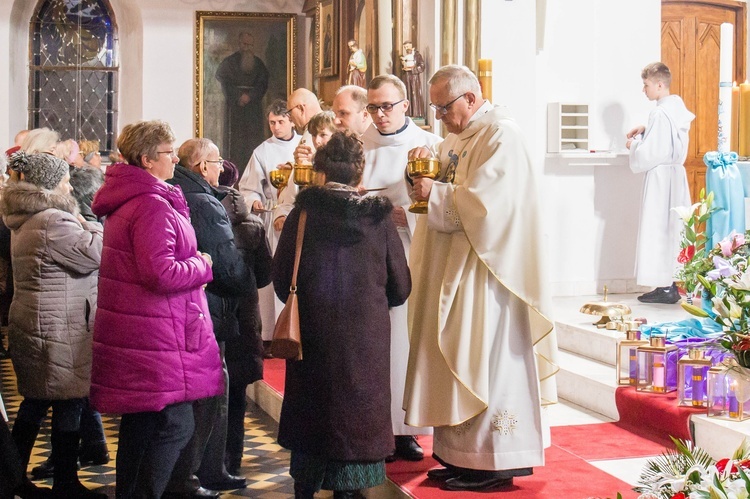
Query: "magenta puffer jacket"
89 163 223 414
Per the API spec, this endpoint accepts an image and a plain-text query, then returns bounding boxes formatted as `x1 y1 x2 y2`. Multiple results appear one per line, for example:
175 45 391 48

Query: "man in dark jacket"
163 138 253 498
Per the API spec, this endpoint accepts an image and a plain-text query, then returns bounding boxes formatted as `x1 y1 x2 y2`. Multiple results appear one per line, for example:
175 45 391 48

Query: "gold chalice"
407 157 441 214
293 163 314 188
269 168 292 190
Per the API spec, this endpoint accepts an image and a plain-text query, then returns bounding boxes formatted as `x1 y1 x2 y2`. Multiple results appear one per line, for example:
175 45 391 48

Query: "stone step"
556 348 620 420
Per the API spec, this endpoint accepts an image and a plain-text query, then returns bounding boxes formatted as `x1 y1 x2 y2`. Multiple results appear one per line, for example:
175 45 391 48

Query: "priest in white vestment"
404 65 558 492
332 85 372 136
626 62 693 305
273 88 322 232
361 75 442 462
238 100 300 341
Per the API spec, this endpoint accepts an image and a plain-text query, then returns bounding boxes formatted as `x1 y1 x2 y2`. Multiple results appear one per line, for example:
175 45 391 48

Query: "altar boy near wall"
626 62 694 304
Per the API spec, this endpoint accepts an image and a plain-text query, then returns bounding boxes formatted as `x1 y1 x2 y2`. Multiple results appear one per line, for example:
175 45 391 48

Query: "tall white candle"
719 23 734 153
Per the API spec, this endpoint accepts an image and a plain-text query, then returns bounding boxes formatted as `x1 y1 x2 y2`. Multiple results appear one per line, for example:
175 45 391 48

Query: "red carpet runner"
262 359 669 498
615 386 704 441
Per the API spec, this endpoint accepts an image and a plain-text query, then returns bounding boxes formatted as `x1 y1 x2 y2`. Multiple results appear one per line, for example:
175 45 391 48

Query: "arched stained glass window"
29 0 118 154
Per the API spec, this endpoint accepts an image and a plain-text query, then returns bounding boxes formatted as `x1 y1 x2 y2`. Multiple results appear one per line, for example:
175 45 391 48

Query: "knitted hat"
218 159 239 187
8 152 69 190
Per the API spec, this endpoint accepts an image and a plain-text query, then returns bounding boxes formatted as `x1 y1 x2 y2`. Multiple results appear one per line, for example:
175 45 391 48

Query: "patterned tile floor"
0 344 300 498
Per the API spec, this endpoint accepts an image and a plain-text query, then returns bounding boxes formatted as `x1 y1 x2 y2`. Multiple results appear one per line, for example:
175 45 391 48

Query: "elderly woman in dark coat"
272 132 411 499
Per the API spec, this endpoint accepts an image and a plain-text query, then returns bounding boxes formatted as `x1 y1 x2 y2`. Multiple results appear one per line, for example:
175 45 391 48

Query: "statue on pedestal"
400 41 425 119
347 39 367 88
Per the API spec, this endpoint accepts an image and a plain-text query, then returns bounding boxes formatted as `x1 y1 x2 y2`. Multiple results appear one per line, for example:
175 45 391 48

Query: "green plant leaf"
682 302 710 317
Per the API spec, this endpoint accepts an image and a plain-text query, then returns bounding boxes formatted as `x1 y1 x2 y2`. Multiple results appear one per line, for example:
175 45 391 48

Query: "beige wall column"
377 0 393 73
464 0 479 72
441 0 457 65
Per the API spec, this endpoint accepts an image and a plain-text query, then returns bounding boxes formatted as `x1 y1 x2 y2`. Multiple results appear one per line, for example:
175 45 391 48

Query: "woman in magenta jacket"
90 120 224 499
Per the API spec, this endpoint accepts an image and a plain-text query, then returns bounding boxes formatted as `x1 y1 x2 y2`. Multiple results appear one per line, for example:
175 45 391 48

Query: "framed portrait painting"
316 0 338 77
195 11 296 172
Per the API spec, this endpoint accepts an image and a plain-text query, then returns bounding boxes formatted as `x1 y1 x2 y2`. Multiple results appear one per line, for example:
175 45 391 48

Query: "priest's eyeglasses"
366 99 406 114
430 93 468 116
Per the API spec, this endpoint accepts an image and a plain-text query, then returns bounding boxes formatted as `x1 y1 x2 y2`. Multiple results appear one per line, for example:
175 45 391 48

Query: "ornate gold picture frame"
316 0 338 77
195 11 296 167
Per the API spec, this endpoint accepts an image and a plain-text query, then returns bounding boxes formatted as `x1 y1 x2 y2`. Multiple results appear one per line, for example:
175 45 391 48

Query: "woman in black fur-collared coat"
272 132 411 499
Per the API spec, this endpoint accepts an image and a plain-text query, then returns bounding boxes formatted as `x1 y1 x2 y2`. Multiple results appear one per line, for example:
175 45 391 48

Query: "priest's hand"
278 162 293 170
408 146 432 160
252 200 265 212
294 143 314 165
413 177 433 202
626 126 645 139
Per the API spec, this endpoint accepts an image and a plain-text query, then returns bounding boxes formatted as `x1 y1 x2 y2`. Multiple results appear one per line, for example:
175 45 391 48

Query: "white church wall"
478 0 661 297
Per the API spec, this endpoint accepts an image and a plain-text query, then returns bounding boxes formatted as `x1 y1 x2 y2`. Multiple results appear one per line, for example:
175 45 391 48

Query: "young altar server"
362 74 441 461
626 62 694 304
239 100 300 344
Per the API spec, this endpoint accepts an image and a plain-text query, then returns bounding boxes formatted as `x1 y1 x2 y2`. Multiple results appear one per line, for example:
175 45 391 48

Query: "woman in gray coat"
3 152 105 499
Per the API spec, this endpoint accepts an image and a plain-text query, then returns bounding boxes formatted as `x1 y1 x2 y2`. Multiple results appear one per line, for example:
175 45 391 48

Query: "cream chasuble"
239 132 300 341
361 119 441 436
404 103 558 471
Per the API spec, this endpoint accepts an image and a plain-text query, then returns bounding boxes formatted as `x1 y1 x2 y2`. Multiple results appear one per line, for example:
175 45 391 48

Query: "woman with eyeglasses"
90 121 223 498
160 138 254 497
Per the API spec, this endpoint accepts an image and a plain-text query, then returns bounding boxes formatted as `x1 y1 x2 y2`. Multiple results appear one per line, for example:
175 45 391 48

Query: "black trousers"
115 402 194 499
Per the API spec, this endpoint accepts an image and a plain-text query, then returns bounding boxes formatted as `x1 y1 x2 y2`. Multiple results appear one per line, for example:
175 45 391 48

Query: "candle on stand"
692 367 707 407
478 59 492 103
652 353 665 392
733 83 740 153
729 381 740 418
718 23 734 154
740 81 750 157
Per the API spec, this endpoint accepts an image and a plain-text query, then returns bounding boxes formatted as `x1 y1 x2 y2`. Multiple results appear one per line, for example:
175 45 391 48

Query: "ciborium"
407 157 441 213
293 163 314 188
269 168 292 190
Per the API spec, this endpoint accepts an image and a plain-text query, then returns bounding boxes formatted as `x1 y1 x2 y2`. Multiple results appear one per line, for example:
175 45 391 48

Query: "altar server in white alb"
239 99 300 252
361 74 441 462
626 62 694 305
404 65 558 492
238 100 300 342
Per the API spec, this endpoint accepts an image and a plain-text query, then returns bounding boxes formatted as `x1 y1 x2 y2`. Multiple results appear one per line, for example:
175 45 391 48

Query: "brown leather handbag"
270 210 307 360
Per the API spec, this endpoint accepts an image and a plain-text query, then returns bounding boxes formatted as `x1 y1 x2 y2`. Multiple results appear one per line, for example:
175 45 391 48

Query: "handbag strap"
290 210 307 292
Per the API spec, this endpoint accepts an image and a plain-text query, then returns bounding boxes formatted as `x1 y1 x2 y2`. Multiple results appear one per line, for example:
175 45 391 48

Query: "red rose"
716 458 740 474
678 245 695 264
671 492 686 499
734 339 750 351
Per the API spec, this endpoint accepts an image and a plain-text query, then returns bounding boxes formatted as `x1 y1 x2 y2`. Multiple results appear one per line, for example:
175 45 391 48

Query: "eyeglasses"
285 105 300 115
156 150 177 157
429 93 468 116
366 99 406 115
205 158 225 168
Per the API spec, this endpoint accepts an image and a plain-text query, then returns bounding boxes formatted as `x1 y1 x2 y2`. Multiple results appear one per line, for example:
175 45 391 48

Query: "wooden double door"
662 0 746 201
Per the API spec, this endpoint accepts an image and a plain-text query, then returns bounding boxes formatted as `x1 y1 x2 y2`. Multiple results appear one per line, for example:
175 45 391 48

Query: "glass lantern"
636 335 678 393
616 324 648 386
707 364 750 421
677 348 712 407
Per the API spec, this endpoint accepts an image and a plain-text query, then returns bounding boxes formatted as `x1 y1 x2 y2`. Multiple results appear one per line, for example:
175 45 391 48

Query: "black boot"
78 441 109 466
333 491 365 499
50 430 107 498
294 481 316 499
30 455 55 480
11 418 52 498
